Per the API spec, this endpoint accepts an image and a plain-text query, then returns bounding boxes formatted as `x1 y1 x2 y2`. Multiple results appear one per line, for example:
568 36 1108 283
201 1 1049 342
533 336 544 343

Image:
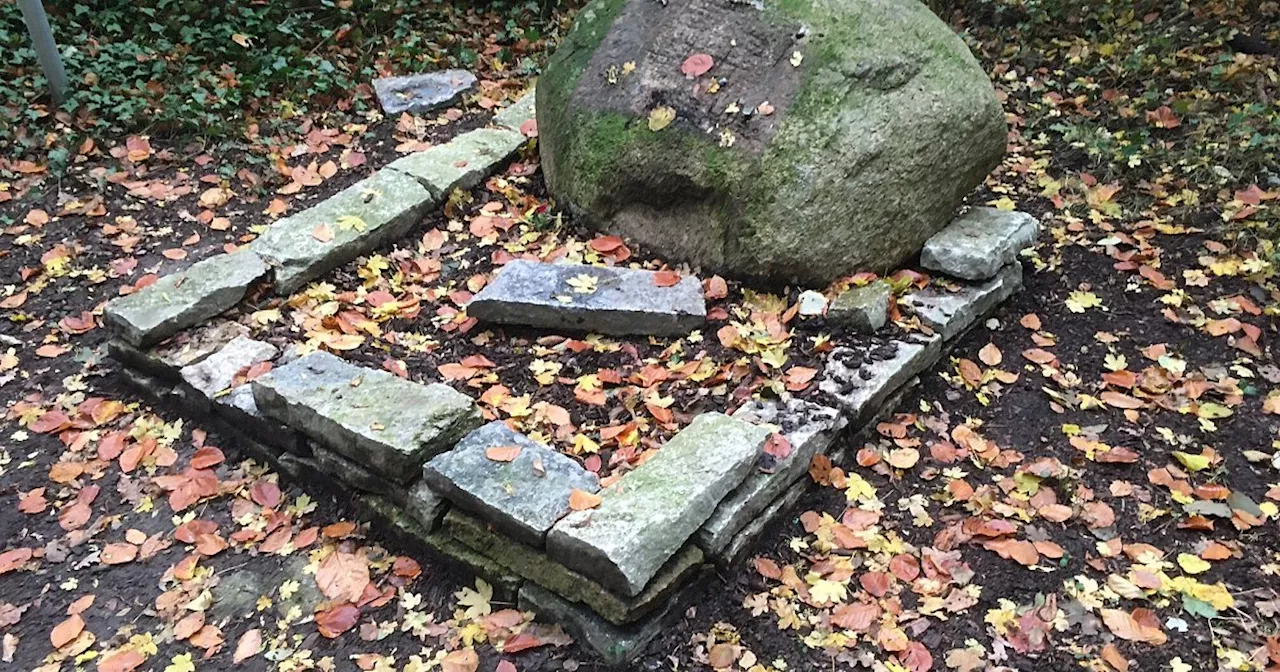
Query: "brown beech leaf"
98 650 146 672
316 551 371 604
568 488 602 511
652 270 681 287
50 614 85 649
1101 607 1166 645
753 557 781 580
101 543 138 565
978 342 1003 366
441 647 480 672
233 628 263 664
486 445 523 462
316 603 360 638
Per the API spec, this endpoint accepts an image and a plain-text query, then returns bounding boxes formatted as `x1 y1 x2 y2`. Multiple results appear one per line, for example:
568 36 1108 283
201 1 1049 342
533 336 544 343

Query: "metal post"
17 0 69 104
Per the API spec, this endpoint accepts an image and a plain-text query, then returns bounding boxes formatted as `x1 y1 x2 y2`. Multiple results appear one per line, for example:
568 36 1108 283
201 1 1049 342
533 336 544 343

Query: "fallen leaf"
486 445 523 462
568 489 602 511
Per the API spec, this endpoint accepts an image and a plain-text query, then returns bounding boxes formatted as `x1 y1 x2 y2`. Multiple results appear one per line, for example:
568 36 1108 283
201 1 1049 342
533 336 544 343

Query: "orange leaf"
652 270 681 287
978 342 1002 366
485 445 523 462
705 275 728 300
98 650 146 672
568 488 602 511
233 628 263 664
316 603 360 638
101 542 138 565
51 613 85 649
441 648 479 672
316 551 371 603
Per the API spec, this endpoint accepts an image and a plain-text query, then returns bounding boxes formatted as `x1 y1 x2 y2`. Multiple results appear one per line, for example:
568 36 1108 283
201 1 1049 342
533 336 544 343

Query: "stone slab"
385 127 526 199
492 88 537 132
423 421 599 547
211 385 308 455
314 446 409 506
108 320 249 381
104 251 267 347
828 280 892 333
819 336 943 424
518 580 705 665
547 413 769 597
921 207 1040 281
250 170 435 295
373 70 476 116
720 472 810 568
466 260 706 336
908 262 1023 342
445 509 702 625
252 351 482 484
698 399 845 557
180 336 278 399
406 480 449 532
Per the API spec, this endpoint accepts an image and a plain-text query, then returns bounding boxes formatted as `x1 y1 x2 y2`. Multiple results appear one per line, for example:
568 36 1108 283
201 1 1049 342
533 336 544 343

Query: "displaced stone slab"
909 262 1023 341
518 580 706 665
252 351 482 484
385 127 526 198
921 208 1040 281
819 336 942 423
180 336 278 399
108 320 249 381
423 421 599 547
828 280 891 333
467 260 706 337
697 399 845 557
406 480 449 532
720 472 809 568
446 509 702 625
547 413 769 596
492 88 537 132
373 70 476 115
104 251 267 347
250 170 435 295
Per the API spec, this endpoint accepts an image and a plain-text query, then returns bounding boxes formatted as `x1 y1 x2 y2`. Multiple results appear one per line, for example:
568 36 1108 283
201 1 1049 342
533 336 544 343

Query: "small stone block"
211 385 307 455
467 260 706 336
819 337 942 424
250 170 435 295
372 70 477 115
492 88 536 132
108 320 249 381
406 481 449 532
104 251 267 347
828 280 892 333
385 128 526 198
445 509 702 625
314 447 409 505
698 399 845 557
547 413 769 597
423 421 599 547
252 351 482 484
180 336 278 399
909 262 1023 341
921 207 1040 281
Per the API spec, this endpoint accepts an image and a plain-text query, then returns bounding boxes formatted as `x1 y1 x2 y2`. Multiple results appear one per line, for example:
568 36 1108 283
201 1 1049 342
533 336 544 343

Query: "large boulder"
538 0 1006 286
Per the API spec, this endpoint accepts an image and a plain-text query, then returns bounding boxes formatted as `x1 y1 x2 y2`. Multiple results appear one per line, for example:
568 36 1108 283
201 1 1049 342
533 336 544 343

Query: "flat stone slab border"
97 89 1032 662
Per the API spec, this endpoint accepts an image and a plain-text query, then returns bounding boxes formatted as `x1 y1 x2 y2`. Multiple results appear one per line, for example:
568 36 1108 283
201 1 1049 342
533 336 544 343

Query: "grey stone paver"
697 399 846 557
819 336 943 424
828 280 892 333
423 421 599 546
445 509 702 625
492 89 537 132
108 320 250 380
385 127 526 199
373 70 477 115
921 207 1040 281
466 260 706 336
104 251 267 347
250 170 435 295
251 351 482 484
313 446 409 504
210 384 307 455
180 336 278 399
720 472 810 567
909 262 1023 341
546 412 769 597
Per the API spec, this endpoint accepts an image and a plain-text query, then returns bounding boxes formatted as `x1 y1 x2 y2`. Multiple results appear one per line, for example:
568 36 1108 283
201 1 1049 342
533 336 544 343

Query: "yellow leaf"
648 106 676 131
165 653 196 672
1176 553 1211 575
1173 451 1210 472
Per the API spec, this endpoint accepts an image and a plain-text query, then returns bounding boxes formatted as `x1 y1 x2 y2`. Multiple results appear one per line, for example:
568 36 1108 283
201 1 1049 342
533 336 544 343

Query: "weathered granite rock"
180 336 278 399
445 509 702 625
467 260 705 336
108 320 249 381
104 251 267 347
373 70 476 115
314 447 409 505
250 170 435 295
538 0 1007 286
518 580 705 665
252 351 482 483
406 480 449 532
493 89 537 132
211 384 308 455
819 337 942 423
423 421 599 546
828 281 892 333
385 128 526 199
921 208 1040 281
698 399 845 556
720 472 809 567
547 413 769 596
909 262 1023 341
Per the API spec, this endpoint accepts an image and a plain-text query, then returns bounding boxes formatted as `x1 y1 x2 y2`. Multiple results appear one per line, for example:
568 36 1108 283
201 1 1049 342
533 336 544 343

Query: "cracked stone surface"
466 260 706 336
372 70 476 115
921 207 1040 280
180 336 278 399
385 127 526 199
251 351 482 484
819 337 943 423
249 170 435 295
104 251 267 347
909 262 1023 341
546 412 769 597
423 421 599 546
